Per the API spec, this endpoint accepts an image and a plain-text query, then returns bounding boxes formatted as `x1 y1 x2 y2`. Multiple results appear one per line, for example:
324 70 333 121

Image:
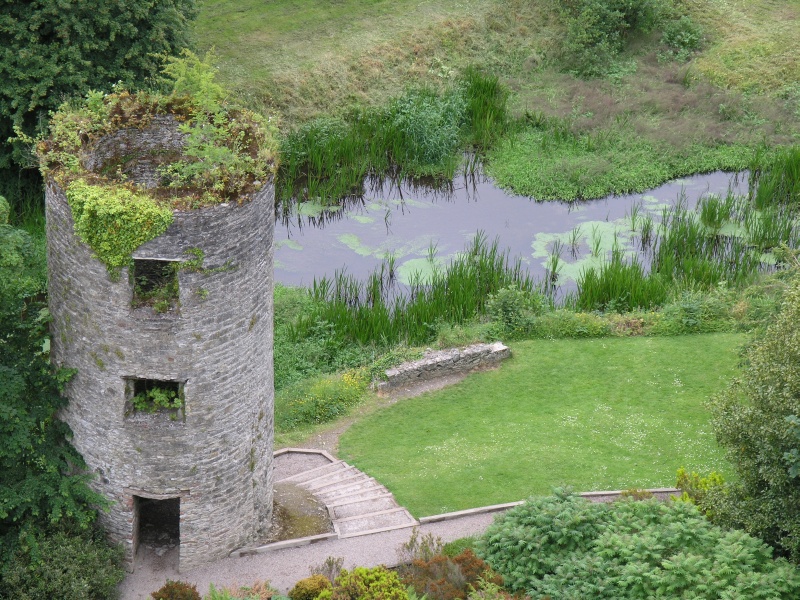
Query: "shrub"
310 556 345 584
466 579 514 600
708 275 800 561
318 567 408 600
556 0 662 77
288 574 332 600
275 369 367 431
651 289 733 334
675 467 725 519
660 15 704 61
0 530 124 600
486 286 545 339
528 309 610 338
1 216 104 566
152 580 202 600
478 490 800 598
401 549 503 600
207 581 277 600
442 537 479 558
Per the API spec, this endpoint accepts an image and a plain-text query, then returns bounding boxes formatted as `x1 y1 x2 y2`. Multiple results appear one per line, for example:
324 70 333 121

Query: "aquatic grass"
486 116 758 201
577 250 668 312
749 145 800 210
461 67 510 149
291 233 536 346
697 193 730 234
576 152 800 311
568 224 583 256
277 70 507 207
639 214 655 248
590 224 603 257
628 201 642 232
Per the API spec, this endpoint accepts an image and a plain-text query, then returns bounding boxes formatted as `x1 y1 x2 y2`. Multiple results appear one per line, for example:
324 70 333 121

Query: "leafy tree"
0 196 104 567
709 274 800 561
0 0 197 210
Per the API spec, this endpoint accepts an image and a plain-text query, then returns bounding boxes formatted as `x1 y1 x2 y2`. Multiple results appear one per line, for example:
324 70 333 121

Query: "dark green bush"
288 574 332 600
556 0 661 77
661 15 704 61
478 490 800 599
1 214 106 566
486 285 545 339
0 530 124 600
151 580 202 600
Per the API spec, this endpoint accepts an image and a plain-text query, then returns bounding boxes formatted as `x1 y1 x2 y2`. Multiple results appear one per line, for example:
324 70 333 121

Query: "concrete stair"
275 453 417 538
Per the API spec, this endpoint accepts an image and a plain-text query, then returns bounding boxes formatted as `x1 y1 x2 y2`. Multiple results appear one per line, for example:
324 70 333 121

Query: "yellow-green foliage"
276 369 368 431
35 52 279 275
684 0 800 93
317 567 408 600
65 179 173 273
287 574 332 600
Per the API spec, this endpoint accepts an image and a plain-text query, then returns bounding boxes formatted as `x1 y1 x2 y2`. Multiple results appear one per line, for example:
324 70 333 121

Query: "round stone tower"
45 116 274 572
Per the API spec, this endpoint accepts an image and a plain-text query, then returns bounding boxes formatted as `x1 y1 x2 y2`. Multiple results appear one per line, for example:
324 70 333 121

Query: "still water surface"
275 171 748 292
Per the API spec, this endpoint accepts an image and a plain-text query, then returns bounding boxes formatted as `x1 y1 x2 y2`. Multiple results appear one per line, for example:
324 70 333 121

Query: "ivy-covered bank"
33 51 278 273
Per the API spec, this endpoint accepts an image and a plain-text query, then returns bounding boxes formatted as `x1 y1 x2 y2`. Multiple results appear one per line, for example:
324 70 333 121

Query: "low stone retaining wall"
378 342 510 390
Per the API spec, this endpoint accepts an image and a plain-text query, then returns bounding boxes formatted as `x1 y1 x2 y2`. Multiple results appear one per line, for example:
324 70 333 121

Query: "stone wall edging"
377 342 511 389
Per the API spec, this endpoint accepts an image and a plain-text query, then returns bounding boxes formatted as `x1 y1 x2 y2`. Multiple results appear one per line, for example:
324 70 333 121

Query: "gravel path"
118 512 497 599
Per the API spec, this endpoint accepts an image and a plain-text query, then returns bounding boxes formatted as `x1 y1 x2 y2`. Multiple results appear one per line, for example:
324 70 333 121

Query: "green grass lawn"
339 333 745 516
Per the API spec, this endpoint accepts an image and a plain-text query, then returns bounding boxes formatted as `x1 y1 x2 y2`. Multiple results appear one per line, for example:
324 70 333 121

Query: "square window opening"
131 259 179 312
125 378 185 420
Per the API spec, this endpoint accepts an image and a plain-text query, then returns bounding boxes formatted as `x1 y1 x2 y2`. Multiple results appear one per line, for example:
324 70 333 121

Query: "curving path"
117 448 678 599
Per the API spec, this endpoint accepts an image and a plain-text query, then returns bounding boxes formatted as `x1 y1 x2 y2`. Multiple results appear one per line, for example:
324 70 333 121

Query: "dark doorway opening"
133 496 180 568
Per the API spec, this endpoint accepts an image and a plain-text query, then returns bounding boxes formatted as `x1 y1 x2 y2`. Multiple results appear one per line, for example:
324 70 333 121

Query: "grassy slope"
339 333 744 516
195 0 799 199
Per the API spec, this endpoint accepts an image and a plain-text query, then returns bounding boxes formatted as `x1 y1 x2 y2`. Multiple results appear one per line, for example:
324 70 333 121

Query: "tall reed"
290 233 536 346
277 70 510 209
576 146 800 312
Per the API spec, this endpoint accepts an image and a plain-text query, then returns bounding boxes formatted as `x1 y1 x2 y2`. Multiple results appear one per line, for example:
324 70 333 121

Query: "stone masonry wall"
379 342 510 389
46 171 275 571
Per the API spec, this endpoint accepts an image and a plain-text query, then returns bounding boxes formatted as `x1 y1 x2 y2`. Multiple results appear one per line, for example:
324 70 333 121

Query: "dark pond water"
275 171 749 292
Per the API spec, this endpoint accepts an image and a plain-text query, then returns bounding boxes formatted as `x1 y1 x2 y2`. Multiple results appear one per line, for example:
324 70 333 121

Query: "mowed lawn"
339 333 745 516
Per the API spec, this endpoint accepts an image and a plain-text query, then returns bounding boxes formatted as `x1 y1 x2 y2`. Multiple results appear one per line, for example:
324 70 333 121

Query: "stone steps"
330 494 398 520
336 507 417 537
276 449 418 540
275 460 348 484
316 479 385 503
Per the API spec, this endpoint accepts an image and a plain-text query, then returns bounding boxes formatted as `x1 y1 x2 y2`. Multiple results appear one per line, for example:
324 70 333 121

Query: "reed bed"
276 70 510 209
577 146 800 311
290 233 535 345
